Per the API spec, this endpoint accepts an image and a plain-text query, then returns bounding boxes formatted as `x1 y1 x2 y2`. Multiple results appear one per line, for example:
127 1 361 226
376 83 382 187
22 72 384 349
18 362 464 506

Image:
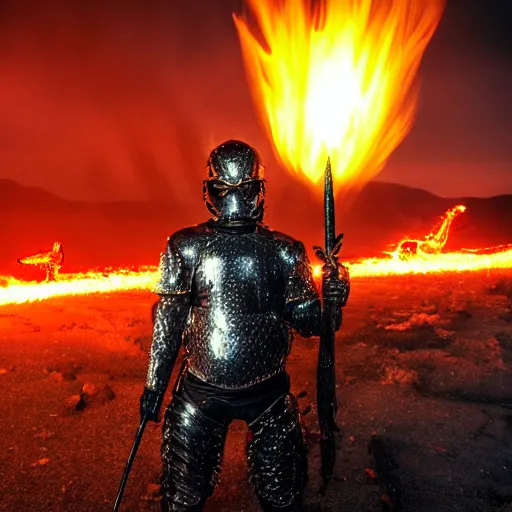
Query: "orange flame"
390 205 466 260
1 205 510 307
1 244 511 307
234 0 445 191
17 241 64 281
0 268 157 306
1 246 511 308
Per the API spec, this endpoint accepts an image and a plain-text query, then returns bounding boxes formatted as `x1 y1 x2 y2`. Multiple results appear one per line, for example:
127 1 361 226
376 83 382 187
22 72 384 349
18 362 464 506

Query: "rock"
385 313 440 331
421 304 438 315
65 394 86 411
434 329 456 340
382 367 419 387
47 370 76 382
48 371 65 383
81 383 99 396
81 383 116 404
34 429 55 440
365 467 377 480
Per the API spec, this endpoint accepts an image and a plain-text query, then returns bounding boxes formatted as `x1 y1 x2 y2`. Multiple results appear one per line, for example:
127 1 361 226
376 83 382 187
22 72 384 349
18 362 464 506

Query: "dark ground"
1 269 512 511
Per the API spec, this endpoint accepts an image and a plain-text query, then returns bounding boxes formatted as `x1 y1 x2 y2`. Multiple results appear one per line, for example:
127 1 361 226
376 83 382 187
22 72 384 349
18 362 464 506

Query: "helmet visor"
205 179 264 200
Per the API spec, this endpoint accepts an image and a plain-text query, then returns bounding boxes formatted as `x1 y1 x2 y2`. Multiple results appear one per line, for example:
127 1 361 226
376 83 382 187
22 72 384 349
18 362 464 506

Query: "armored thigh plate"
161 394 228 511
246 393 308 509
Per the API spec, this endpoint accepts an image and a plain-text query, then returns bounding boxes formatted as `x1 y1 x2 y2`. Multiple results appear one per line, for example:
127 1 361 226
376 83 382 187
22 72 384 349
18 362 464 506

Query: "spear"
315 156 343 494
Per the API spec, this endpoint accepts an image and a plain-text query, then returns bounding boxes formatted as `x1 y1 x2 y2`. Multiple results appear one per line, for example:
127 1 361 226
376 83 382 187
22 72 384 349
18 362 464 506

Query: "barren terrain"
1 269 512 511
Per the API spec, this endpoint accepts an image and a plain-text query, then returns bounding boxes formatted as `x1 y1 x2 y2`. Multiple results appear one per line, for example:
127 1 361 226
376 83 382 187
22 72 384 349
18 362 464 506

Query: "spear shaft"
113 417 148 512
317 156 339 493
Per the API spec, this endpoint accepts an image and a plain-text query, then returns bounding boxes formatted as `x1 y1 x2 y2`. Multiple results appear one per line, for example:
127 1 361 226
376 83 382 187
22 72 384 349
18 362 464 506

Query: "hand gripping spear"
313 157 344 494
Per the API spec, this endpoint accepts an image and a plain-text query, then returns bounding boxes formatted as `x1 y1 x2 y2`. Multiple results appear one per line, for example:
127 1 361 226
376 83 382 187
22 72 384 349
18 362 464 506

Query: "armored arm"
283 242 323 337
284 242 349 337
141 235 193 422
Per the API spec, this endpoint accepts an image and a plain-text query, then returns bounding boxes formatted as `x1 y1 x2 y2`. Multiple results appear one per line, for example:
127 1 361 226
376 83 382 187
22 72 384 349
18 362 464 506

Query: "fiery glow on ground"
234 0 445 190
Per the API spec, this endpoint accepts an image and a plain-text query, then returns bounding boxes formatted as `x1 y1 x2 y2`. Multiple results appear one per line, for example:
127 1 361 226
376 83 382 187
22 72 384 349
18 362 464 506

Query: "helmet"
203 140 265 223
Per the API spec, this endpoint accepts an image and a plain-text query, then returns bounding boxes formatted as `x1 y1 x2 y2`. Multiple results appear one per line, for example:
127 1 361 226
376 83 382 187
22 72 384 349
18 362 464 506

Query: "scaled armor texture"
162 393 227 510
148 221 321 390
145 295 190 392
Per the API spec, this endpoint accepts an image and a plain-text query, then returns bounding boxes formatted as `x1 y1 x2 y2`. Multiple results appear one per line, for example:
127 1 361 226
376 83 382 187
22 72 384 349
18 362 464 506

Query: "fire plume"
233 0 445 190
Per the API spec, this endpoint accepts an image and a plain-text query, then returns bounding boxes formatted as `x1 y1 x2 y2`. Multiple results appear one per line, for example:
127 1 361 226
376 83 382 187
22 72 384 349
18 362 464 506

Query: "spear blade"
324 157 335 254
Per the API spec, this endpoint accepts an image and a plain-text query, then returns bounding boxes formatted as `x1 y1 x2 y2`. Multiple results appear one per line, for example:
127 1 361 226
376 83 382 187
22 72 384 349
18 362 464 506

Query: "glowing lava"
0 268 157 306
0 205 510 307
390 205 467 260
1 247 511 307
348 245 512 278
234 0 445 191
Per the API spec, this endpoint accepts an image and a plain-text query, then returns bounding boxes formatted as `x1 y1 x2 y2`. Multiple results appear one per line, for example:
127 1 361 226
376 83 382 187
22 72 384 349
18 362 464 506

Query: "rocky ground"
0 269 512 511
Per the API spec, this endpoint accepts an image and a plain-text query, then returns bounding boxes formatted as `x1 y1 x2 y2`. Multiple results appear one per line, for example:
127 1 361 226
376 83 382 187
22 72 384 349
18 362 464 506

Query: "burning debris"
390 205 466 260
17 241 64 282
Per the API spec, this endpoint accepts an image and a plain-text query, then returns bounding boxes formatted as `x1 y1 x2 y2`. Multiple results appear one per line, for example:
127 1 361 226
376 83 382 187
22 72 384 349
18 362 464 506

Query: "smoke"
0 0 263 202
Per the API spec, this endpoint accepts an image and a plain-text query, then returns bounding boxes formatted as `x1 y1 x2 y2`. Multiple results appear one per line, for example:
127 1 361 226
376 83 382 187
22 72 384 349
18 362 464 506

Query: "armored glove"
314 233 350 308
140 387 165 422
322 260 350 307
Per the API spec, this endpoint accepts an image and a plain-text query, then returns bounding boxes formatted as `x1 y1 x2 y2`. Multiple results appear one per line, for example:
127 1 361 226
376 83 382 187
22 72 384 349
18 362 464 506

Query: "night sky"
0 0 511 201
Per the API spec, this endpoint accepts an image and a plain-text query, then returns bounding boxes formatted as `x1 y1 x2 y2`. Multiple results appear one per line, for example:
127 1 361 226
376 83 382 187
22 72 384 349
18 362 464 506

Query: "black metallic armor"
141 140 350 511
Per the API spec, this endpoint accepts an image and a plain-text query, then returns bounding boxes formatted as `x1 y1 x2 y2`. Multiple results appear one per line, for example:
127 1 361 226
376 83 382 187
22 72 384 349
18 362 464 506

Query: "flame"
0 205 510 307
17 241 64 281
348 245 512 277
234 0 445 190
0 268 157 306
389 205 466 260
1 245 511 307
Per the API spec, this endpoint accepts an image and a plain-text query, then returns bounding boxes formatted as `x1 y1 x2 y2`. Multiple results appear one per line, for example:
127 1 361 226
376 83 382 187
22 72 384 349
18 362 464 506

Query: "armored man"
140 140 350 511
